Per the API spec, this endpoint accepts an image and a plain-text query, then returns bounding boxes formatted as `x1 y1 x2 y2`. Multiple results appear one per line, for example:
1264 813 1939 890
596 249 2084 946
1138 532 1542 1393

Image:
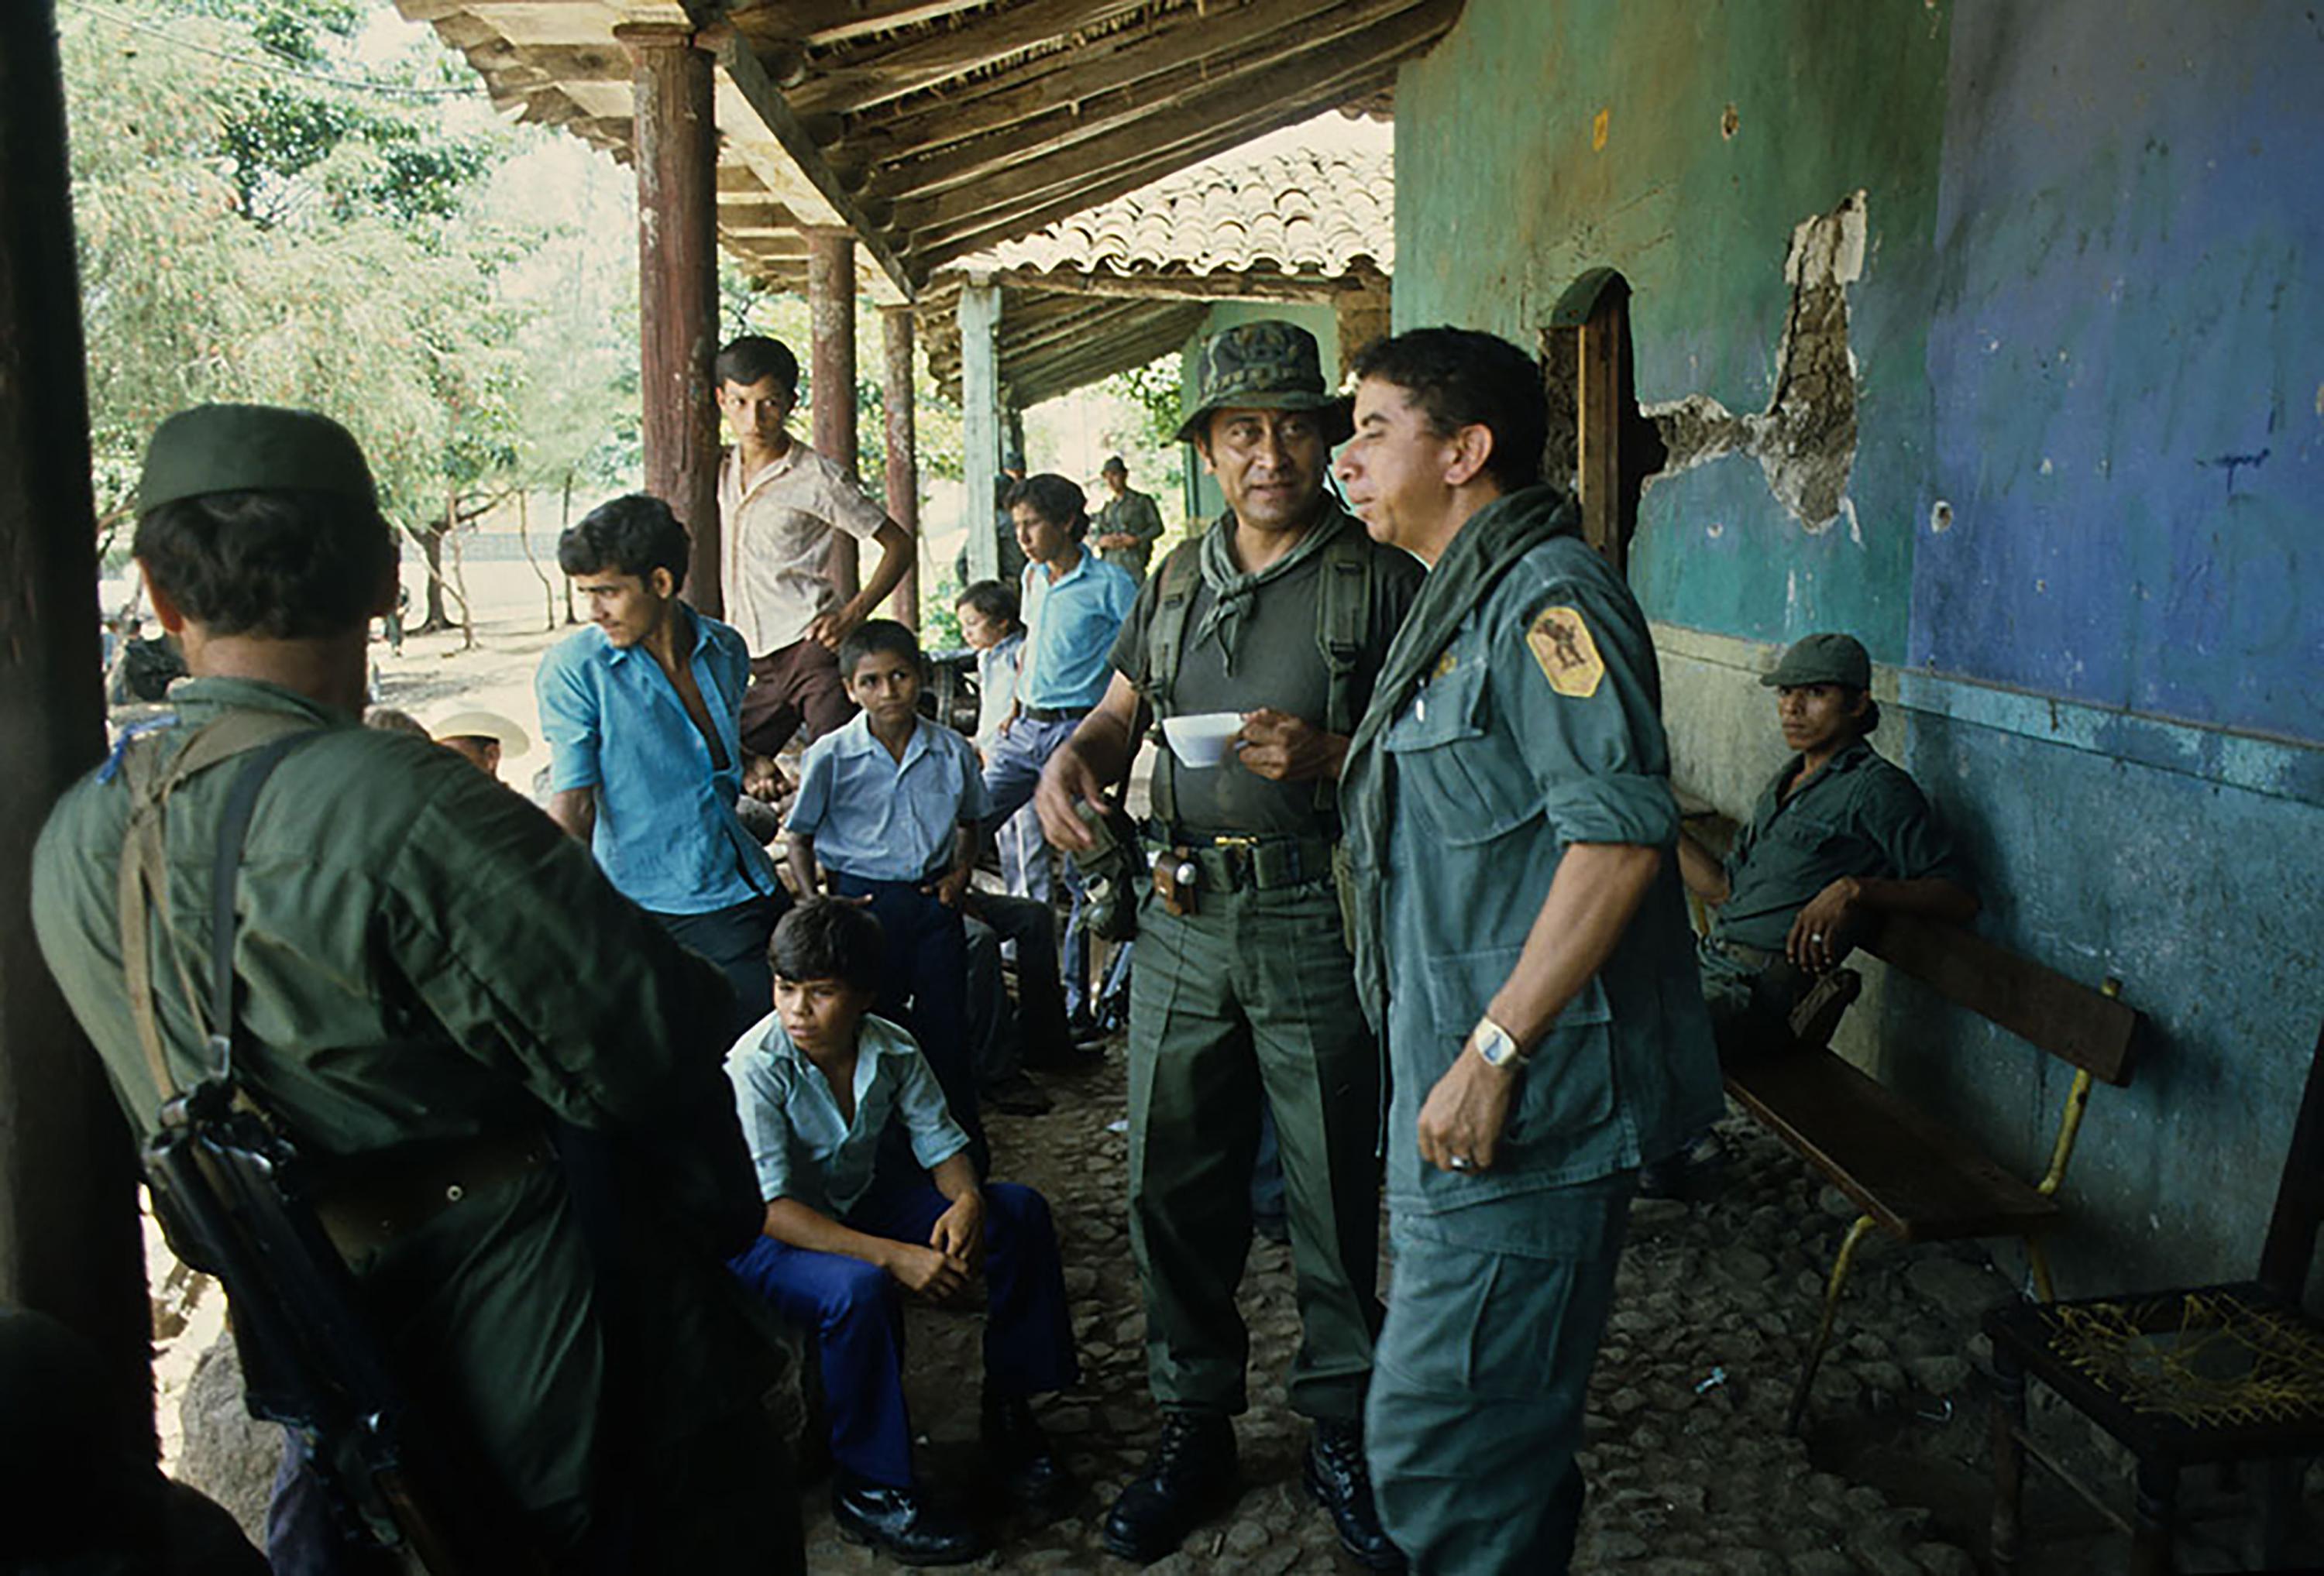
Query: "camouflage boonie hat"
1174 319 1353 447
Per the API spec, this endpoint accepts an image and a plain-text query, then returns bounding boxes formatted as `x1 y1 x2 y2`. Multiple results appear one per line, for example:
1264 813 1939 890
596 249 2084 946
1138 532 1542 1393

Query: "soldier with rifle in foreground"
30 405 803 1573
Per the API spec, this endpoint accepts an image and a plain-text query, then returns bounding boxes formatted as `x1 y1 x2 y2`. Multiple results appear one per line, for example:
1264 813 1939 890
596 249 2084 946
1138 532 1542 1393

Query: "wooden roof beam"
787 0 1151 118
902 0 1455 253
727 0 995 50
854 0 1400 171
706 26 916 300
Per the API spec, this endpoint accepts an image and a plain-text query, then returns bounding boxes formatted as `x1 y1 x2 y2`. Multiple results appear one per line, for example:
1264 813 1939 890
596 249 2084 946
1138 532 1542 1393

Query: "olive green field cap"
1174 319 1353 447
137 403 378 514
1762 632 1872 689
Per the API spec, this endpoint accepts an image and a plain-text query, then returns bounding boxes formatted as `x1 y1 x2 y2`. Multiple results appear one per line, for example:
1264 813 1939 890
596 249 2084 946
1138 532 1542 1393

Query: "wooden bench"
1683 812 2146 1429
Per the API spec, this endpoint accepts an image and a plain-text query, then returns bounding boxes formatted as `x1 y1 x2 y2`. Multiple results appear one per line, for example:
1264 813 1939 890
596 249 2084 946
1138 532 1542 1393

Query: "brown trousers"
741 637 854 756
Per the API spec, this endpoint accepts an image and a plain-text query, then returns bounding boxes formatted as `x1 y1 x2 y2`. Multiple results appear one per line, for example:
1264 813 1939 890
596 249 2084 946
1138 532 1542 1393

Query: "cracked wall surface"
1645 191 1866 536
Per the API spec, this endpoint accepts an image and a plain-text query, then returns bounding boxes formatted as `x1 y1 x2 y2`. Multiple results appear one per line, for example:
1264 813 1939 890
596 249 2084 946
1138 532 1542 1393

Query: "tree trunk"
562 472 579 625
517 489 555 631
415 524 451 633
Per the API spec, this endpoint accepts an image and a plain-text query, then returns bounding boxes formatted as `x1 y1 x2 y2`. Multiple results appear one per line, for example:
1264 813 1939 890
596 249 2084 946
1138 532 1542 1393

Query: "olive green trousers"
1125 879 1383 1422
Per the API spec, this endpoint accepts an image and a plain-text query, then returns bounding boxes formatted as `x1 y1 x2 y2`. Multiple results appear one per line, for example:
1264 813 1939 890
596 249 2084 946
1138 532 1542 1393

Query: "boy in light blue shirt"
786 618 992 1167
726 899 1079 1564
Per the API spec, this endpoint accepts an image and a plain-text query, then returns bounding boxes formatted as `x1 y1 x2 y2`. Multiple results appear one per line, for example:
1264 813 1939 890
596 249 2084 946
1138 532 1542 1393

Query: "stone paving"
170 1021 2314 1574
792 1044 2009 1574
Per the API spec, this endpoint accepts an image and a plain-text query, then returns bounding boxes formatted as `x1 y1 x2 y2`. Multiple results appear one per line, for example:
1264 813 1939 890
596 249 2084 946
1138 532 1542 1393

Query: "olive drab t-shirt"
1110 514 1422 839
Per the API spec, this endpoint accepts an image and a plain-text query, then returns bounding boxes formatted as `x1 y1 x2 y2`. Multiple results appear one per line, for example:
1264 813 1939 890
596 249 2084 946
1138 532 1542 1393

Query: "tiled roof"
970 132 1393 282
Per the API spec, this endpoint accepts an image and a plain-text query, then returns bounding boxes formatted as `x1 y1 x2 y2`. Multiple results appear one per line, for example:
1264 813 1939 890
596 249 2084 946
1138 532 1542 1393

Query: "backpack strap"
115 710 318 1102
1143 537 1208 830
1310 522 1375 817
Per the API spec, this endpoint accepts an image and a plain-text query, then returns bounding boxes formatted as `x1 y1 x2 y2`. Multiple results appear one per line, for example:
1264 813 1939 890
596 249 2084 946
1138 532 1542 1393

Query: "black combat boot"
1099 1410 1239 1563
981 1393 1078 1519
830 1473 987 1566
1303 1419 1406 1571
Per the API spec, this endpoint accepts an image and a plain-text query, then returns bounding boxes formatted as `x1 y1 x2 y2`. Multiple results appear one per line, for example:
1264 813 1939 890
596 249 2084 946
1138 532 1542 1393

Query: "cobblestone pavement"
792 1045 2018 1574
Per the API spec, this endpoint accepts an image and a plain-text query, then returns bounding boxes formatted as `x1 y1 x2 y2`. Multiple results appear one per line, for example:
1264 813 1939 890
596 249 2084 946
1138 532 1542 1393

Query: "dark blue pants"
980 718 1092 1015
727 1182 1079 1488
654 892 787 1049
828 873 984 1172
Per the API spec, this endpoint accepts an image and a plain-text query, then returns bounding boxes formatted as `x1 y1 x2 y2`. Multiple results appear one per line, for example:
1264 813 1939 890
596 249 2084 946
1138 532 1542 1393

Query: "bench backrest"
1864 912 2140 1087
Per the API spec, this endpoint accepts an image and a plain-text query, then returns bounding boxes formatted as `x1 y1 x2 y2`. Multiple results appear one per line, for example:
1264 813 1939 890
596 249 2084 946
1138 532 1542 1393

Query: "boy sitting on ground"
787 618 992 1169
726 900 1081 1564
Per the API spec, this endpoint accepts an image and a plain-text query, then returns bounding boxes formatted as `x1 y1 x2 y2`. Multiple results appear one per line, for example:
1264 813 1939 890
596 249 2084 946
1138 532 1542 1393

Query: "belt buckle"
1210 835 1259 887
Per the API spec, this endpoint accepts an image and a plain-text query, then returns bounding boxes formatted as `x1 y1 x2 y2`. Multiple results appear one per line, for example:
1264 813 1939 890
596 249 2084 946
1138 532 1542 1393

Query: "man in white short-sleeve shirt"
714 334 915 756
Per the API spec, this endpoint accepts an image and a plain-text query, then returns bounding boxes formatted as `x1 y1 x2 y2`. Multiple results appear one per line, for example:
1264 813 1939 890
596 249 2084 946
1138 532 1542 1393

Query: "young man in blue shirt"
786 619 992 1168
538 493 789 1042
726 900 1080 1564
982 474 1139 1023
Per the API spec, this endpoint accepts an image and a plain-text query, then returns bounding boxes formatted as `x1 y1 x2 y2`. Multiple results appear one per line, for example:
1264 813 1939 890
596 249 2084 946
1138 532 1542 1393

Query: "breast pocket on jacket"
1381 663 1541 847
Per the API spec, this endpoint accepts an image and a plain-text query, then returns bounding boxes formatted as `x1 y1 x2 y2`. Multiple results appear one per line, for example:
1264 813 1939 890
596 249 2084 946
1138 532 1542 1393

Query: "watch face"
1476 1024 1521 1067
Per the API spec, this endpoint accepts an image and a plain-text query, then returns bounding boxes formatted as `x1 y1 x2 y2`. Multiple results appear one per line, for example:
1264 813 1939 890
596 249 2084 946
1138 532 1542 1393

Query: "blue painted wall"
1396 0 2324 1286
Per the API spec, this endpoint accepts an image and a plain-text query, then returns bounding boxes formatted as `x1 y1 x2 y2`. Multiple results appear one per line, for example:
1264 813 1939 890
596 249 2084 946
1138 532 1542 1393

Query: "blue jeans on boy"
829 872 985 1174
981 716 1092 1016
727 1181 1080 1488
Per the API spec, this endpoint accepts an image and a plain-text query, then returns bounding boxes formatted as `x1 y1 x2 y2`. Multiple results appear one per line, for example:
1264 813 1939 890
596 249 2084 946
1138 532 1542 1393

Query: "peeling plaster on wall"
1643 191 1868 534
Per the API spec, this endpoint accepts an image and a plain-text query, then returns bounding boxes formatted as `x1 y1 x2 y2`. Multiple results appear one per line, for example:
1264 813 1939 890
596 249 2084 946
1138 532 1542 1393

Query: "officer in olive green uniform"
1039 322 1421 1569
1092 455 1167 579
1686 631 1975 1046
1336 330 1721 1574
30 406 802 1571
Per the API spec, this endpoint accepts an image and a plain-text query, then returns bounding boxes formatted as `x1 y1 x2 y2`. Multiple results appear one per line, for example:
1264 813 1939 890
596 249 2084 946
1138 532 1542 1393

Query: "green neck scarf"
1190 502 1352 675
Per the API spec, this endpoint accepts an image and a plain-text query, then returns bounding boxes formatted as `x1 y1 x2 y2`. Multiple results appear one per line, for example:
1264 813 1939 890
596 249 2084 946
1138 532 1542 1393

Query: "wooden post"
0 0 154 1452
1549 268 1660 580
960 278 1002 584
806 227 861 602
620 24 721 615
881 305 920 631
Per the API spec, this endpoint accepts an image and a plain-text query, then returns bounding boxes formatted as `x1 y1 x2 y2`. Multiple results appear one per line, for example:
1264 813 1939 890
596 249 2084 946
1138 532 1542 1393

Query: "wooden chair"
1986 1018 2324 1574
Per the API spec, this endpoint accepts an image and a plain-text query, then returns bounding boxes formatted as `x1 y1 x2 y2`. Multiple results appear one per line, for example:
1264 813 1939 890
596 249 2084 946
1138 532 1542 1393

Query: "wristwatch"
1468 1016 1527 1070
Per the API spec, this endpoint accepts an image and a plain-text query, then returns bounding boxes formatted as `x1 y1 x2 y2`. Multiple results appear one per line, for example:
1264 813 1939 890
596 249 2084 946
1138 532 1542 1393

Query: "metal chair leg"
1989 1348 2027 1574
1786 1213 1875 1434
2130 1458 2178 1576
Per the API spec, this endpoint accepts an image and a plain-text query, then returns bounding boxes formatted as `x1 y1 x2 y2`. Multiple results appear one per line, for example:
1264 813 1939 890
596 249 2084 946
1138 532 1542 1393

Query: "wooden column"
0 0 153 1451
806 228 861 602
881 305 920 630
959 278 1002 584
620 24 721 614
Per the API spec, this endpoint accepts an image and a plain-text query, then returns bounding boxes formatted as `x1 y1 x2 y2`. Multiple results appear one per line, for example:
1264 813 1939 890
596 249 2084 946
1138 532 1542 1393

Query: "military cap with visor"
1174 319 1353 447
137 403 378 514
1761 631 1872 690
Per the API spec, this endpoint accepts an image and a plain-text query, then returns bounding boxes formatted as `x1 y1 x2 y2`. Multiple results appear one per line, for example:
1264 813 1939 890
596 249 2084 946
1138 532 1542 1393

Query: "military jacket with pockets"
1367 517 1721 1245
30 678 771 1517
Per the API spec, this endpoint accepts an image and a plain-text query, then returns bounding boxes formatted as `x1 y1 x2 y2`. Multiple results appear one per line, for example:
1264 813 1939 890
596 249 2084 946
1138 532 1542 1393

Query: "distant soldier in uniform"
1040 320 1422 1570
1335 329 1722 1574
1092 454 1167 581
30 405 803 1572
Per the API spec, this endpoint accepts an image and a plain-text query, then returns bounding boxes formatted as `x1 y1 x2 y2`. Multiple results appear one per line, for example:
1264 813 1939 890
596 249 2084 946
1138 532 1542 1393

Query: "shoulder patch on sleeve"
1526 605 1606 699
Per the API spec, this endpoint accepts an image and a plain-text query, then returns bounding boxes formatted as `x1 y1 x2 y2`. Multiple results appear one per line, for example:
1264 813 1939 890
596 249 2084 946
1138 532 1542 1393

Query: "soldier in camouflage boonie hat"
1174 319 1353 447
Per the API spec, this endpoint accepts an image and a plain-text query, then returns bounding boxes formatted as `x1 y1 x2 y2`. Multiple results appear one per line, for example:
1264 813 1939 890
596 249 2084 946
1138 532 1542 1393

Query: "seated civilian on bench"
725 900 1081 1566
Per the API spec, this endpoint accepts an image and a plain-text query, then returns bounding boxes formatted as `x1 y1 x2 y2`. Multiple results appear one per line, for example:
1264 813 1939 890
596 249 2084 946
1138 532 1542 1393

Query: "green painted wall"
1178 300 1339 521
1395 0 1949 658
